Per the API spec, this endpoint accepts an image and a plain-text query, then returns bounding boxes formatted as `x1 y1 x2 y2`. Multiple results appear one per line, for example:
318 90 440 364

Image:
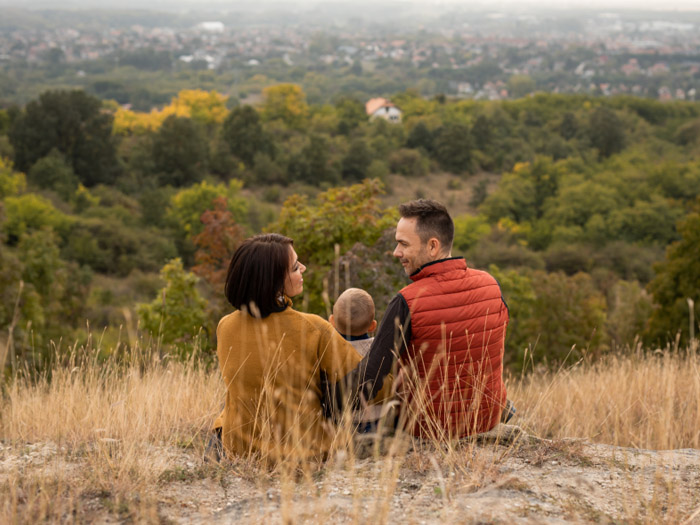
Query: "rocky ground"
2 426 700 524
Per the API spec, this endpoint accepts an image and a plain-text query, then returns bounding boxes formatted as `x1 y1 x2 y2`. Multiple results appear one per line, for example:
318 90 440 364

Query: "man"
359 199 510 438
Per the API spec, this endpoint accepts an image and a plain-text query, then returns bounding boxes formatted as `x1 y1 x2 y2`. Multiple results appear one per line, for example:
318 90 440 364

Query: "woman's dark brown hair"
225 233 293 318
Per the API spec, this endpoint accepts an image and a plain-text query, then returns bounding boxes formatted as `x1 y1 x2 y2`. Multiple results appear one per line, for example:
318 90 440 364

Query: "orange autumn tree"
192 196 245 292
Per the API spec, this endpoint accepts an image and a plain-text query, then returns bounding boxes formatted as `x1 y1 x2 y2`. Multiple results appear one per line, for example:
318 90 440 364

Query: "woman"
212 233 361 463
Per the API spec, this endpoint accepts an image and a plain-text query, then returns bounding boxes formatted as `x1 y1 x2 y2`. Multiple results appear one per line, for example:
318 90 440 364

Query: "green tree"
471 115 493 152
341 138 372 182
152 115 208 187
607 195 682 246
0 246 43 372
452 214 491 253
269 179 396 313
523 271 608 366
168 179 248 238
507 74 536 99
543 178 621 242
11 228 90 364
588 106 625 159
646 206 700 345
0 157 26 199
27 148 78 200
335 96 366 135
559 112 579 140
388 148 429 177
481 157 564 226
488 265 537 371
251 153 287 186
405 121 435 154
137 258 208 354
433 123 474 173
9 90 119 186
62 216 177 276
2 193 72 243
289 134 338 184
221 105 273 167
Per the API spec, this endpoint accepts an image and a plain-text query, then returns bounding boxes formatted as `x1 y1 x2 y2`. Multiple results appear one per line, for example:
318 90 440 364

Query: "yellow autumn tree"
113 89 228 135
261 84 309 128
163 89 228 127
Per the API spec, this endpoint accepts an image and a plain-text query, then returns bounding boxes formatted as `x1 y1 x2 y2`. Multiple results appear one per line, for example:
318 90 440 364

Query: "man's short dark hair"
225 233 293 318
399 199 454 251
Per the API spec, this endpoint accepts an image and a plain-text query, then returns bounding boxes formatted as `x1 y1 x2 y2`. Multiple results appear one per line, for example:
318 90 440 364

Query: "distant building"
621 58 641 76
457 82 474 95
649 62 670 76
365 98 401 123
196 22 224 33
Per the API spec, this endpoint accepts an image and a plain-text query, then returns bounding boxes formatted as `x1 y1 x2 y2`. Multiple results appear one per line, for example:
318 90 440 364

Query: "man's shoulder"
465 267 500 286
401 264 502 303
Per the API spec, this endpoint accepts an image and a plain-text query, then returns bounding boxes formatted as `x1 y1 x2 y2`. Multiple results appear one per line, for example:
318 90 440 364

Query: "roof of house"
365 97 398 115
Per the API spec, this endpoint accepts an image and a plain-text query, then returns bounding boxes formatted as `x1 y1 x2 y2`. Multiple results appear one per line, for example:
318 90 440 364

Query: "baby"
330 288 383 431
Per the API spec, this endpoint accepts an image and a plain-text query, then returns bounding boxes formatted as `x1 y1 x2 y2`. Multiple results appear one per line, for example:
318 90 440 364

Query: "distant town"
1 6 699 106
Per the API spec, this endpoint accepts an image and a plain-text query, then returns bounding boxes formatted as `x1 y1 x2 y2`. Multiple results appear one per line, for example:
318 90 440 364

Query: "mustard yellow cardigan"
213 305 362 463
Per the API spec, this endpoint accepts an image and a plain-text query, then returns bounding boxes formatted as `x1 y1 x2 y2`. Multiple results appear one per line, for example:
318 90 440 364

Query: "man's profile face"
393 217 433 276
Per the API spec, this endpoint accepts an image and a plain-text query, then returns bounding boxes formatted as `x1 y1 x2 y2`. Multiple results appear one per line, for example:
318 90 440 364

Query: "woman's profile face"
284 246 306 298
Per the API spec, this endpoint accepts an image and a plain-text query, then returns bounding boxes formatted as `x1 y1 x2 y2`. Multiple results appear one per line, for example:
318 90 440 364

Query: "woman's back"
215 307 361 463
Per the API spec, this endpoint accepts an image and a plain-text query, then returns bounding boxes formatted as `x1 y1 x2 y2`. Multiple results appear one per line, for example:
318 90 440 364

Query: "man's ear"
428 237 441 257
329 314 336 327
369 319 378 333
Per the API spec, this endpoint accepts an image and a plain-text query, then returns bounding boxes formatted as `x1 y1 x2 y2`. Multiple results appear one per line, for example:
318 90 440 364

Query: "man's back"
398 257 508 438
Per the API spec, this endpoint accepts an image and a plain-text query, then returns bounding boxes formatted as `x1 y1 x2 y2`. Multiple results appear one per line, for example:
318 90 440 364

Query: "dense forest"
1 86 699 374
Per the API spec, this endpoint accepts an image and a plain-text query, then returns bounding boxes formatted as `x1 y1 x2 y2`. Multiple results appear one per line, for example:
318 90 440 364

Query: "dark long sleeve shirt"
357 293 411 402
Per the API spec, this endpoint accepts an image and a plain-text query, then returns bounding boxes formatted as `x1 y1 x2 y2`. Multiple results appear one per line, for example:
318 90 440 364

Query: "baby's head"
330 288 377 337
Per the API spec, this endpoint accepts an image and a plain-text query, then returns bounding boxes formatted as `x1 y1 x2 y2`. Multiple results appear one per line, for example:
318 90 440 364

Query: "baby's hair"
333 288 375 337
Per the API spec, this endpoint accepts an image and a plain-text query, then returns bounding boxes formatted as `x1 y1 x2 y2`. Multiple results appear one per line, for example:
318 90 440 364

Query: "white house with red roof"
365 97 401 123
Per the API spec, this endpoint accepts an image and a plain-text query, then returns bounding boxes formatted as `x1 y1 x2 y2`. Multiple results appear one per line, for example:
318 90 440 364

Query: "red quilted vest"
399 258 508 438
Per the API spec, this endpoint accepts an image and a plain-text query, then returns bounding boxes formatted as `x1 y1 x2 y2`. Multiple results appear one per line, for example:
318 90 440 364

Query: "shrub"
388 148 429 177
137 258 208 356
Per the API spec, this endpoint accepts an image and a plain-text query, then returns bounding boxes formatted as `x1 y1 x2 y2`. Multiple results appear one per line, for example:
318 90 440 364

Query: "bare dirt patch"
380 172 501 217
4 426 698 524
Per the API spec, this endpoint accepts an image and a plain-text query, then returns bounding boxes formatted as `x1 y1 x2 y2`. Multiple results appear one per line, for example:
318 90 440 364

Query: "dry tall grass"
1 340 699 523
511 342 700 450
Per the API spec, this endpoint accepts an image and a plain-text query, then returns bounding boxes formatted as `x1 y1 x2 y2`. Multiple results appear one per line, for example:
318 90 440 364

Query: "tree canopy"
10 90 119 186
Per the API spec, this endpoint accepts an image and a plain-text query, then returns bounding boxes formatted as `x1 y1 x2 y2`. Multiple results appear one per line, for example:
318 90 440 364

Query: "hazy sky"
2 0 700 8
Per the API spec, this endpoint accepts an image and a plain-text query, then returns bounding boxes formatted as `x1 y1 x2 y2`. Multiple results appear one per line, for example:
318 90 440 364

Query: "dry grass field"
1 341 699 524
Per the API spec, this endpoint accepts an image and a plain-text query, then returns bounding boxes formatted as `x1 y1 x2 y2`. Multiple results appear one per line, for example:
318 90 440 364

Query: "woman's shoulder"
217 310 240 332
284 308 331 331
217 308 333 336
